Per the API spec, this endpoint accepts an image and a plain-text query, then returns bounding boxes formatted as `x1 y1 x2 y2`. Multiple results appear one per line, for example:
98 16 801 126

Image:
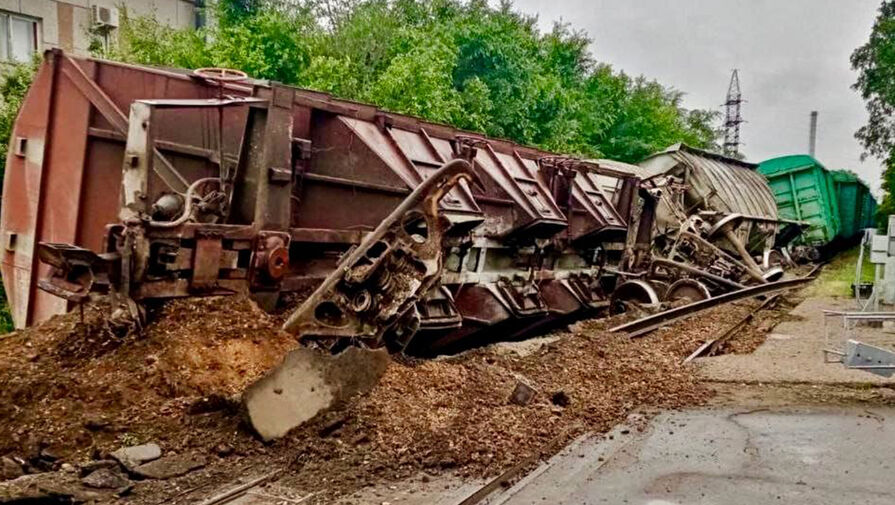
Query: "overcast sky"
509 0 885 194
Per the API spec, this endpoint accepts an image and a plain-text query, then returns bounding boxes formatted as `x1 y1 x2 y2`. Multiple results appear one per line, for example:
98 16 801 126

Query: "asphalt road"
492 407 895 505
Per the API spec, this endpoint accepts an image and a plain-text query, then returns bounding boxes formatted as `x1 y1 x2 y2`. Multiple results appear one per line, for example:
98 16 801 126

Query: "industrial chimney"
809 111 818 157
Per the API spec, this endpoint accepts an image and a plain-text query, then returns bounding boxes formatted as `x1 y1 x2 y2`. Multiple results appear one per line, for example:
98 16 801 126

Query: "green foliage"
100 0 719 163
0 58 39 186
0 274 13 333
101 3 317 83
804 245 875 298
852 0 895 223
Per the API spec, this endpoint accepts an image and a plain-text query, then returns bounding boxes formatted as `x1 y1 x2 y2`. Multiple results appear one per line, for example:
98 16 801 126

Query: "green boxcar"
830 170 877 235
758 155 840 246
860 187 878 229
829 170 862 239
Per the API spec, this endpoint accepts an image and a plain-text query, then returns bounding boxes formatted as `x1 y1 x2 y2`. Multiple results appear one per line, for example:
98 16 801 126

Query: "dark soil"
0 294 774 504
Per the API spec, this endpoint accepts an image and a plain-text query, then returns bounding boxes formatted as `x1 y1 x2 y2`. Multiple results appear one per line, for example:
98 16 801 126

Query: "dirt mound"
0 296 738 504
256 311 716 501
0 296 297 463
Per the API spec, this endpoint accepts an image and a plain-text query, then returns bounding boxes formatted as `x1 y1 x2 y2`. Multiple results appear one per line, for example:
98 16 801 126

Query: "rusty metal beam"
60 55 127 131
650 258 745 291
61 57 189 192
301 172 410 195
88 127 221 162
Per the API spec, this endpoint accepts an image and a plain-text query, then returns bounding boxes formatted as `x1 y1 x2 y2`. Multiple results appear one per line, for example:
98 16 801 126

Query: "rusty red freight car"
1 51 639 352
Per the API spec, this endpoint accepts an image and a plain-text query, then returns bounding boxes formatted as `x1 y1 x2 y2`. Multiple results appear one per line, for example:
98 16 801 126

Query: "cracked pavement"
493 407 895 504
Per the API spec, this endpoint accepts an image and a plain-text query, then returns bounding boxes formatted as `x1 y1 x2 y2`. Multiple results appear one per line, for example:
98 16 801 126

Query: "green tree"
98 0 719 164
852 0 895 222
0 58 39 186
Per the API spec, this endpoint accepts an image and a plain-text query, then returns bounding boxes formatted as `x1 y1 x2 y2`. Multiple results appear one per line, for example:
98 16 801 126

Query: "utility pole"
809 111 818 157
723 69 744 157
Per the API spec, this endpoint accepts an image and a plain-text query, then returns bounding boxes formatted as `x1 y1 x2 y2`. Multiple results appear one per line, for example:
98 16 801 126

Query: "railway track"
610 274 817 338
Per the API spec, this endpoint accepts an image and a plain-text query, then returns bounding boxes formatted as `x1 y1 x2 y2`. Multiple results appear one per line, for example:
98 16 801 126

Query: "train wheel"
665 279 711 304
765 249 786 269
609 280 660 314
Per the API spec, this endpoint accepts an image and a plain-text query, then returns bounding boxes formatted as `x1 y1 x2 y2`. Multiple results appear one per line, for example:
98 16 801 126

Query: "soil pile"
0 297 297 462
263 309 721 500
709 294 806 355
0 295 756 503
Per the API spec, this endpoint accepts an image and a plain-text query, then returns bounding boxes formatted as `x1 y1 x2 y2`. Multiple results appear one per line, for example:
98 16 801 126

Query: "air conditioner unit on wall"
91 5 120 29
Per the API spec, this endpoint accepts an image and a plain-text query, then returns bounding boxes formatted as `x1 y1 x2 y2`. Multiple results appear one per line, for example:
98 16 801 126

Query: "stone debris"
0 472 106 502
78 459 119 477
214 444 234 457
0 457 23 481
133 454 207 480
509 378 537 405
110 443 162 471
81 467 131 489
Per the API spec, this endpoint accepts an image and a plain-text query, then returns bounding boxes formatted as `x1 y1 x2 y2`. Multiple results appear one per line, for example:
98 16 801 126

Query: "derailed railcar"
758 155 878 257
758 155 840 249
2 51 797 355
631 144 790 284
1 51 638 354
861 189 878 230
830 170 866 240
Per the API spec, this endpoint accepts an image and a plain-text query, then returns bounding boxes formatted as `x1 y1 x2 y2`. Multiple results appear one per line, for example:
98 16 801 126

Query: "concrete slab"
695 297 895 384
243 347 390 441
493 407 895 505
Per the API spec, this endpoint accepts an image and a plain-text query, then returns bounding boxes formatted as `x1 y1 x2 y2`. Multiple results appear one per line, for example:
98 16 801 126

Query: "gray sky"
510 0 885 194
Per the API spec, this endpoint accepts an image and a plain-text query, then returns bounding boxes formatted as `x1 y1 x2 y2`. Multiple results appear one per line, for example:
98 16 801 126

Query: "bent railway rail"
610 275 817 338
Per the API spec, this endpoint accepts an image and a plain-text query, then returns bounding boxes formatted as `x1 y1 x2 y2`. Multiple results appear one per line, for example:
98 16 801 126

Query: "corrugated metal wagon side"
758 154 840 246
860 188 878 230
830 170 862 240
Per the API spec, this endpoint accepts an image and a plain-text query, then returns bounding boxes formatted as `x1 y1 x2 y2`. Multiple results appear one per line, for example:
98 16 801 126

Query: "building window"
195 0 206 29
0 12 38 62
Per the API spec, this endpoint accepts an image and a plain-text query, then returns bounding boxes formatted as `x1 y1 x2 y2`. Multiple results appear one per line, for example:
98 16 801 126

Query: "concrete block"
244 346 390 441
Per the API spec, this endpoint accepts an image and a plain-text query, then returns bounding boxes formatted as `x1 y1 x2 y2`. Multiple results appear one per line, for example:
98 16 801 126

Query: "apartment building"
0 0 199 62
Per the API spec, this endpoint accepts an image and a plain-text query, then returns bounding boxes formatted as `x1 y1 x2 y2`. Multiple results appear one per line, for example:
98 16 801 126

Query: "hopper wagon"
1 51 795 354
635 144 796 282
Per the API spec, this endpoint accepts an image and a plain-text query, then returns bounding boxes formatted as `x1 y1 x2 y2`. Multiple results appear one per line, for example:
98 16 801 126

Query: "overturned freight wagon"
631 144 790 285
1 50 641 354
3 51 798 361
